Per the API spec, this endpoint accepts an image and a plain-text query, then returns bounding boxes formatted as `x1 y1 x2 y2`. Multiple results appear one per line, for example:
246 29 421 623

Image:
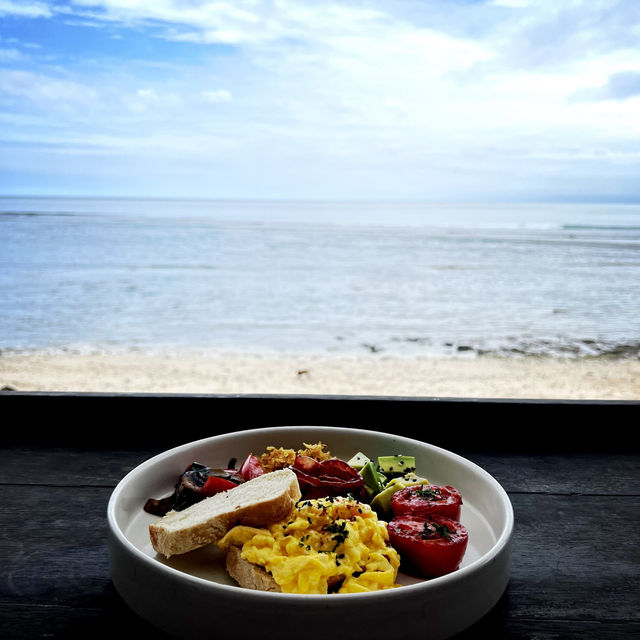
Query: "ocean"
1 197 639 359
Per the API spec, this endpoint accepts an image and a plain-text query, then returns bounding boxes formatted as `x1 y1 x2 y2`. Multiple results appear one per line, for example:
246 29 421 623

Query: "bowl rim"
107 425 514 602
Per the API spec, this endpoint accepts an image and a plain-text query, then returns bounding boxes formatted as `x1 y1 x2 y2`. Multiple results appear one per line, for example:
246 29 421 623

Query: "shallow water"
2 197 639 358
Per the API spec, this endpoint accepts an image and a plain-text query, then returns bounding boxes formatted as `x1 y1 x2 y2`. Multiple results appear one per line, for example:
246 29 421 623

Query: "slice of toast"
225 546 281 592
149 468 301 558
224 546 346 593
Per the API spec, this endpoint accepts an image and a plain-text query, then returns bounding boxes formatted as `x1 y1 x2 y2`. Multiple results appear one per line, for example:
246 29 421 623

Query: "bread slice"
225 546 346 593
225 546 281 592
149 468 301 558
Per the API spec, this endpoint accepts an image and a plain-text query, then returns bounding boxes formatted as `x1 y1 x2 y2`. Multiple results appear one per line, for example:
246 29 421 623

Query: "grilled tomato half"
388 514 468 578
390 485 463 521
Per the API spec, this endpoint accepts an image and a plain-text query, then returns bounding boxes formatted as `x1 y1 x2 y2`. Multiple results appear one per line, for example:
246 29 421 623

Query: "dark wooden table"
1 392 638 639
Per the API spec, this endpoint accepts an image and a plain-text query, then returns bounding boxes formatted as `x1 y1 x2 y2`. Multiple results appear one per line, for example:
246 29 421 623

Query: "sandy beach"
1 350 638 400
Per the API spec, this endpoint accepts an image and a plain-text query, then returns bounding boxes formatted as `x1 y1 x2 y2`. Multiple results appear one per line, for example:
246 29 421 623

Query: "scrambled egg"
217 496 400 594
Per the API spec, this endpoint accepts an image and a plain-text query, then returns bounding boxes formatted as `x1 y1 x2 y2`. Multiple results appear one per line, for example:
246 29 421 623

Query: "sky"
0 0 639 202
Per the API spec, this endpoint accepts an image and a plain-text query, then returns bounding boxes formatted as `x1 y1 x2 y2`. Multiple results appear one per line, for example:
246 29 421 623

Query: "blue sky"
1 0 639 201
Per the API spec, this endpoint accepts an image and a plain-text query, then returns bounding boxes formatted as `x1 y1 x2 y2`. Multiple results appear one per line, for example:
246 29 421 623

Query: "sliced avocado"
347 451 371 471
400 471 424 483
370 483 403 517
388 475 428 488
377 455 416 477
370 476 430 517
360 461 387 496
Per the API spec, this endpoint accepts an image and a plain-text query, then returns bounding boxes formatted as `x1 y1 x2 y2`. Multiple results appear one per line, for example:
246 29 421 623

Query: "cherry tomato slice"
239 454 264 481
290 456 366 499
390 485 463 521
388 514 468 578
200 476 238 496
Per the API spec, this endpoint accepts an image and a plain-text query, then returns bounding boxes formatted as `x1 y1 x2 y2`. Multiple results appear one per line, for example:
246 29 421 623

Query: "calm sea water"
1 197 639 358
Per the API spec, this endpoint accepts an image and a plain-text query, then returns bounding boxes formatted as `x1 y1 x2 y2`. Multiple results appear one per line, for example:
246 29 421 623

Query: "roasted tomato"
201 476 237 496
387 514 468 578
290 455 366 499
239 454 265 481
390 485 463 521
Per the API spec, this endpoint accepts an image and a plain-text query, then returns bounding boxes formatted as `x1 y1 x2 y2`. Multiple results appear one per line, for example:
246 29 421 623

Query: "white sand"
1 350 639 400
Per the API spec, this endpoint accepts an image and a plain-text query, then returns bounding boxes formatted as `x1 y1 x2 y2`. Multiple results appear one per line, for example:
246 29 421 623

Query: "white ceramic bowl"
108 426 513 640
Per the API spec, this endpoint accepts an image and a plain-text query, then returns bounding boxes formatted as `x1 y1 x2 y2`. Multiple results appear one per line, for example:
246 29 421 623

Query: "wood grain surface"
1 392 638 639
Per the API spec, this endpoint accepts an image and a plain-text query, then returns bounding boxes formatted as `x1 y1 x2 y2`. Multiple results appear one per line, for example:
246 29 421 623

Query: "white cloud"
0 0 52 18
0 69 98 107
70 0 265 42
201 89 232 103
0 47 23 61
489 0 534 7
569 70 640 102
2 0 640 200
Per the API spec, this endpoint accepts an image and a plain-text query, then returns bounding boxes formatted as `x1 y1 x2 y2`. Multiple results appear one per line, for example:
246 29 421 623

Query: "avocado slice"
377 455 416 477
360 461 387 496
347 451 371 471
370 483 402 517
370 476 430 517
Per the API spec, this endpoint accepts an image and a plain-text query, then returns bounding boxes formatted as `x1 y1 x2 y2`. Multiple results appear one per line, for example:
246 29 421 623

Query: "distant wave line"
562 224 640 231
1 262 224 270
0 211 78 217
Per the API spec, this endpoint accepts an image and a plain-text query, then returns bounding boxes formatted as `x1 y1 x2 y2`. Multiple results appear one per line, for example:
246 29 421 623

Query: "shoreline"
1 350 639 400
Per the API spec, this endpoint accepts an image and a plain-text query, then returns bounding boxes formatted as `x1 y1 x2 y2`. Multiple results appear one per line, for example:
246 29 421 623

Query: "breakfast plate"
107 426 513 640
